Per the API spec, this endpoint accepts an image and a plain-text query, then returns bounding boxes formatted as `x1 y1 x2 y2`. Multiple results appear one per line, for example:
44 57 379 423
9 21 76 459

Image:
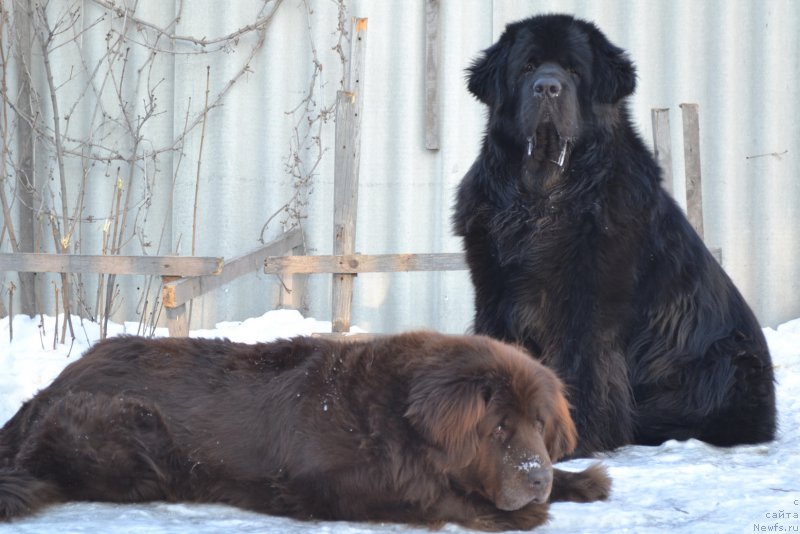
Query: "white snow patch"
1 311 799 533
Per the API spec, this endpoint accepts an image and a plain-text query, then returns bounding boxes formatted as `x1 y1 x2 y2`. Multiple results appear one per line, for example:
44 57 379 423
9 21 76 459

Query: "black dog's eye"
567 67 580 79
522 62 536 73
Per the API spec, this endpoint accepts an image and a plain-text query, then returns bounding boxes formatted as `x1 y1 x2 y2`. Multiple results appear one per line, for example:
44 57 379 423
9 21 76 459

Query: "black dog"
453 14 776 455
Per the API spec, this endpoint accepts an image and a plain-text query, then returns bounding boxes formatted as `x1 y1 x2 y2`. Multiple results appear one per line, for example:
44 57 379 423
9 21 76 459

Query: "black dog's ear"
467 36 511 107
583 22 636 103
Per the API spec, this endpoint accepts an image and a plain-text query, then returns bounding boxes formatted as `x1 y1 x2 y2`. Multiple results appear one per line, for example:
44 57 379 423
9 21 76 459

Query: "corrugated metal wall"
1 0 798 333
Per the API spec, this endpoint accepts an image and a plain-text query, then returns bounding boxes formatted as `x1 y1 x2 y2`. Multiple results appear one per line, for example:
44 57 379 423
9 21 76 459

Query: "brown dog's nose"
533 77 562 98
527 467 553 492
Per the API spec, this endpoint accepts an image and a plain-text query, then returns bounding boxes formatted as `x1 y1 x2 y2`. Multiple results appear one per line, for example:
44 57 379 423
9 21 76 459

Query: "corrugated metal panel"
1 0 798 332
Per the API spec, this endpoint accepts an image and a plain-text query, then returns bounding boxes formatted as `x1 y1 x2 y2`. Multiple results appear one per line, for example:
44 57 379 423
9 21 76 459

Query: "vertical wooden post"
680 103 704 240
344 18 368 96
331 18 367 333
279 240 306 309
424 0 441 150
651 108 673 196
278 270 295 309
166 304 189 337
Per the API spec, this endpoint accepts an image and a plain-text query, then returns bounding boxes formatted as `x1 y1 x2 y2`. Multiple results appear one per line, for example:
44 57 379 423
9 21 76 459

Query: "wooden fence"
0 228 304 337
161 229 304 336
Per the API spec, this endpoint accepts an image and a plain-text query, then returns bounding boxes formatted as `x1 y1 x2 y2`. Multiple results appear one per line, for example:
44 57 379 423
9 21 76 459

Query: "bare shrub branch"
1 0 345 335
259 0 347 242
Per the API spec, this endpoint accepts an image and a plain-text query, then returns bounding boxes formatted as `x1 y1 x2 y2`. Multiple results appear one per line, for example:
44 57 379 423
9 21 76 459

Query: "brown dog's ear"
545 392 578 460
405 370 487 467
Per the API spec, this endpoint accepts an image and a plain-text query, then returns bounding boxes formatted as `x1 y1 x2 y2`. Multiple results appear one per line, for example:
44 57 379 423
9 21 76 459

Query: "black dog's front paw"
549 464 611 503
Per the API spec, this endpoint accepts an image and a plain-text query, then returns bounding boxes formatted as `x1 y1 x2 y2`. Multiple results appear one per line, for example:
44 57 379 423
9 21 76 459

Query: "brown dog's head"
405 335 576 510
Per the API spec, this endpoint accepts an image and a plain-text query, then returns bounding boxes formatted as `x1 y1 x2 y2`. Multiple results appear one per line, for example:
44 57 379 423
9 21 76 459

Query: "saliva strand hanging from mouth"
525 122 571 169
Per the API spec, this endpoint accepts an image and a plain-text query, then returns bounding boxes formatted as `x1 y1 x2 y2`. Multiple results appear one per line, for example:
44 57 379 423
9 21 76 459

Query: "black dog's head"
467 14 636 158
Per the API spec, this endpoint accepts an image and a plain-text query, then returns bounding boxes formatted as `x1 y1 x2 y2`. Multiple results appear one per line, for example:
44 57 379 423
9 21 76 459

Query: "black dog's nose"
533 77 562 98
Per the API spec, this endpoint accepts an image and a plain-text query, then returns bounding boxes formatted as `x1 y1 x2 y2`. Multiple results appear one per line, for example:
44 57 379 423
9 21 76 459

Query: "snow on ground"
1 310 799 534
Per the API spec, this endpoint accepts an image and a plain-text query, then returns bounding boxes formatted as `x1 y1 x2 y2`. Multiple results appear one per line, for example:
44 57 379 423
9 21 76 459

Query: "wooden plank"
265 252 467 274
0 252 224 276
680 103 704 240
651 108 673 196
424 0 441 150
332 273 355 332
332 92 361 257
331 91 359 332
347 18 368 101
166 304 189 337
312 332 378 341
278 240 306 309
331 17 367 334
278 266 296 308
162 228 302 309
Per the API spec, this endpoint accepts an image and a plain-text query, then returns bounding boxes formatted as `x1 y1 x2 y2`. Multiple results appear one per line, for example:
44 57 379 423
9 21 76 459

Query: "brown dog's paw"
549 464 611 503
471 502 550 532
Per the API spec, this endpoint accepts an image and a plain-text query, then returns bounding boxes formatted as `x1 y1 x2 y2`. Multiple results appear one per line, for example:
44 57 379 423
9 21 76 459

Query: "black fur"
454 14 776 455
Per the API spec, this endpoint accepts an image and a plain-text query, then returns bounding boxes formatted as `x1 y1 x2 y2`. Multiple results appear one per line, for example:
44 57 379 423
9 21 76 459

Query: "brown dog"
0 332 609 530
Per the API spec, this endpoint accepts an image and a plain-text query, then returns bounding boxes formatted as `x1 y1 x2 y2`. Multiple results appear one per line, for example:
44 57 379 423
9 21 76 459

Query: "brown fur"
0 332 609 531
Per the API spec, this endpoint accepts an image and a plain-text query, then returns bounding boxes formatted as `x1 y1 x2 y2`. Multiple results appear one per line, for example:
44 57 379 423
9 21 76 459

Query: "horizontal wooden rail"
264 252 466 275
0 252 223 276
163 228 303 309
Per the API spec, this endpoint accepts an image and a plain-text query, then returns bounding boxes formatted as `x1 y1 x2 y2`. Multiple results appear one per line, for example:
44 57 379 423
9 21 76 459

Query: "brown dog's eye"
492 423 507 440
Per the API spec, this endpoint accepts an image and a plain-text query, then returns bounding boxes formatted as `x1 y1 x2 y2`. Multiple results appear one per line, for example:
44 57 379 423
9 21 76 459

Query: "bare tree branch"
1 0 344 336
92 0 280 48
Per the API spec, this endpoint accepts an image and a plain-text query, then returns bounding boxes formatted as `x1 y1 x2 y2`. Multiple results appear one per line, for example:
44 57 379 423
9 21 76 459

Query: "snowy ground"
1 310 799 534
